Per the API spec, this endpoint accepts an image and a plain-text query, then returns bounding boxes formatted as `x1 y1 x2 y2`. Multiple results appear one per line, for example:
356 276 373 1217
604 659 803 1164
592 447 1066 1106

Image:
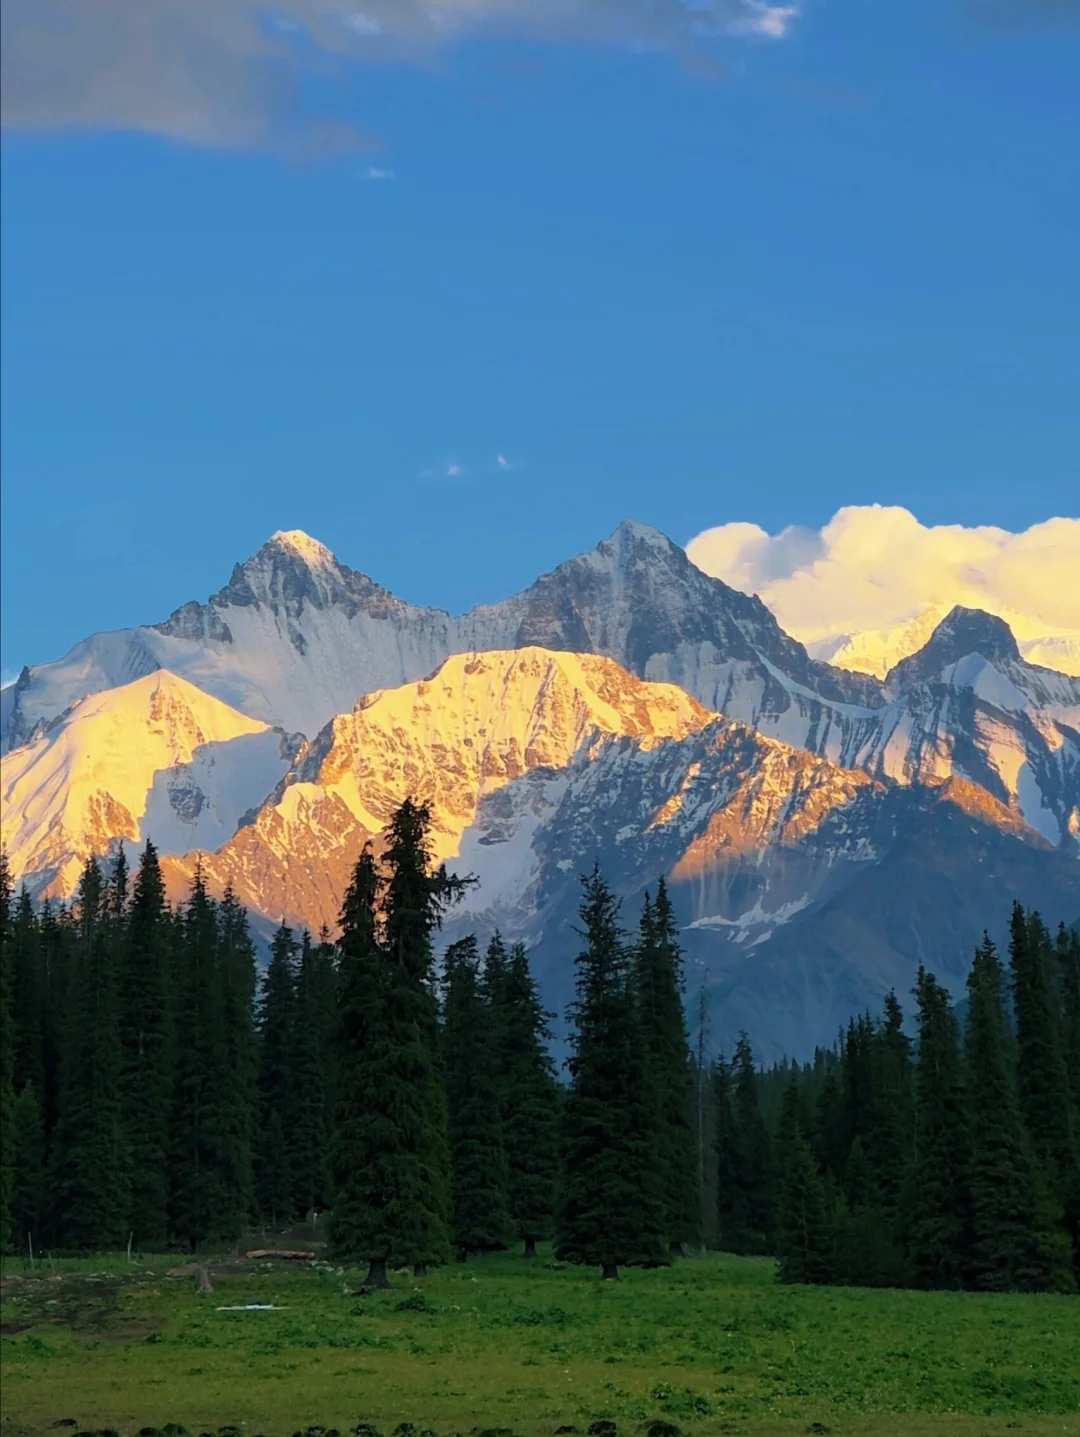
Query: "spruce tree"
10 1083 47 1254
775 1079 833 1285
964 937 1074 1292
329 847 393 1283
331 806 467 1283
556 869 665 1279
11 886 45 1097
867 992 914 1225
634 880 699 1253
713 1054 741 1251
908 967 969 1289
489 936 560 1258
290 930 337 1218
217 888 259 1235
170 870 230 1247
729 1034 773 1253
1010 905 1080 1272
1059 922 1080 1117
381 798 466 1271
53 858 129 1249
443 936 512 1257
118 841 173 1246
256 922 299 1223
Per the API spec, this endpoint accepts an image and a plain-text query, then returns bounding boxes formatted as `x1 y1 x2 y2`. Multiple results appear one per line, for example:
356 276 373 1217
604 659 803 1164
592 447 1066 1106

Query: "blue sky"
2 0 1078 677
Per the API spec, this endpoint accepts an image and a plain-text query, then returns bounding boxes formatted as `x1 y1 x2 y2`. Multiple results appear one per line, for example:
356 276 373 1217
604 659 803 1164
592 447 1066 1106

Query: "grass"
2 1246 1079 1437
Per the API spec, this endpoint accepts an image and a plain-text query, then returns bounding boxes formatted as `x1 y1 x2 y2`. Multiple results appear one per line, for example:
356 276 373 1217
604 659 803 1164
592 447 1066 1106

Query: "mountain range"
3 520 1078 1058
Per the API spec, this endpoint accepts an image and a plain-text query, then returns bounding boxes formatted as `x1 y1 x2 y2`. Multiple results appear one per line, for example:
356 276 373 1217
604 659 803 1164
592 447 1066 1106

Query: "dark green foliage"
488 935 561 1254
52 858 130 1249
119 841 173 1246
443 936 511 1255
331 805 466 1274
10 1081 47 1250
1010 905 1080 1273
556 869 666 1277
290 930 337 1216
908 967 969 1289
716 1034 773 1254
169 873 256 1247
1059 922 1080 1117
634 881 698 1249
775 1080 833 1285
964 937 1074 1292
256 922 298 1222
217 889 258 1233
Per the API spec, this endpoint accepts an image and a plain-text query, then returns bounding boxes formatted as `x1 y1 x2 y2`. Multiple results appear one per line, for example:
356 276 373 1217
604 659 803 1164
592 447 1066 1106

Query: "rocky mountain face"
1 671 300 898
3 520 1078 1057
152 645 1078 1058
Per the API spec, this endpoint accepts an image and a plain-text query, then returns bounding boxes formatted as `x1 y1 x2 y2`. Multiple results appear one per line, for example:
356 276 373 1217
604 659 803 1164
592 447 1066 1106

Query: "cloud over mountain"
686 506 1080 672
0 0 797 152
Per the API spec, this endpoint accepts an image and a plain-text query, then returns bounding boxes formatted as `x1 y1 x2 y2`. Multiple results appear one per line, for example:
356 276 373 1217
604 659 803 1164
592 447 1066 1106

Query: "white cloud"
360 164 394 180
420 459 466 479
686 505 1080 674
0 0 799 152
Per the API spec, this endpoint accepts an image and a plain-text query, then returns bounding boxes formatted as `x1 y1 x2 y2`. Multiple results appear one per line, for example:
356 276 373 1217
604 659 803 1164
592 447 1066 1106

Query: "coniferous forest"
1 800 1078 1295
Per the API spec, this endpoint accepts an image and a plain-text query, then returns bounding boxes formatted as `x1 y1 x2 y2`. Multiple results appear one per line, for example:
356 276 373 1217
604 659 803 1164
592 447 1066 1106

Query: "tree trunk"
601 1263 619 1281
195 1266 214 1295
413 1262 428 1279
364 1258 389 1289
670 1241 687 1259
523 1237 538 1259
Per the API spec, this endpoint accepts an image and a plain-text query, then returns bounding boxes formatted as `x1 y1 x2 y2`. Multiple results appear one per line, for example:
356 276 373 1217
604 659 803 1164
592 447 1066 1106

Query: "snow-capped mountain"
5 520 1076 842
1 671 300 897
3 520 1077 1055
813 604 1080 679
152 646 1078 1057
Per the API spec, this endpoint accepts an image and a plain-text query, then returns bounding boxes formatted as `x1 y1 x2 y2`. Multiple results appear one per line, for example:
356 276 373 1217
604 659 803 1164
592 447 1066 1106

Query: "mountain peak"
888 605 1021 684
268 529 338 570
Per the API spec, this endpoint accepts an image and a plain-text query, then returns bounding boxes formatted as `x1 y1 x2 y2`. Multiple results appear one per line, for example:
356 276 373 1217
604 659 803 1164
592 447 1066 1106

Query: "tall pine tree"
332 804 467 1283
118 841 173 1246
255 922 299 1224
964 936 1074 1292
442 936 512 1257
1010 905 1080 1274
556 869 665 1279
908 967 969 1289
635 880 699 1253
53 858 129 1249
488 936 561 1258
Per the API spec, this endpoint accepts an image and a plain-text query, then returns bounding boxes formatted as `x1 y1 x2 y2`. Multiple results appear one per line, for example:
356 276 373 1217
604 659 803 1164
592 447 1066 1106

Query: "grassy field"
2 1245 1079 1437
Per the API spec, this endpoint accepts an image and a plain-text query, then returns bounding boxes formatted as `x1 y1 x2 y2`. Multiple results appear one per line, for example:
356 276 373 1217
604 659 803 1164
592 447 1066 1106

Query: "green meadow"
2 1248 1079 1437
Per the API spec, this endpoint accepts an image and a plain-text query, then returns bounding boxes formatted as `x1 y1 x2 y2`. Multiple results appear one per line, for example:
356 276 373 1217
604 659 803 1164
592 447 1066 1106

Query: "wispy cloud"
360 164 394 181
0 1 800 153
420 459 467 480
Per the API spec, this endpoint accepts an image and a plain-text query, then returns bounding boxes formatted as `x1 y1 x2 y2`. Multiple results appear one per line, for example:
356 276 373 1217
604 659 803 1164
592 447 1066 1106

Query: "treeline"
2 803 1078 1294
717 910 1080 1293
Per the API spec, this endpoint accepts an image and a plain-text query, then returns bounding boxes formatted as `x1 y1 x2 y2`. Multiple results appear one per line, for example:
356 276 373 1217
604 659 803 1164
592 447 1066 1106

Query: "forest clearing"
2 1246 1079 1437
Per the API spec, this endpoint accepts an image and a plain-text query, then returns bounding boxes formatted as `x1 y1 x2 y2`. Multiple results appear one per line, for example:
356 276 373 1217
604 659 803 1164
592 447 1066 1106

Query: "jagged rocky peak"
153 526 420 639
887 605 1021 685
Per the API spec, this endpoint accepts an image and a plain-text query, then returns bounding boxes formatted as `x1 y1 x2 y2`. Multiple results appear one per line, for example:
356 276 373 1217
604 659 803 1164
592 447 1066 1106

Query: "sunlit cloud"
686 505 1080 672
0 0 801 153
